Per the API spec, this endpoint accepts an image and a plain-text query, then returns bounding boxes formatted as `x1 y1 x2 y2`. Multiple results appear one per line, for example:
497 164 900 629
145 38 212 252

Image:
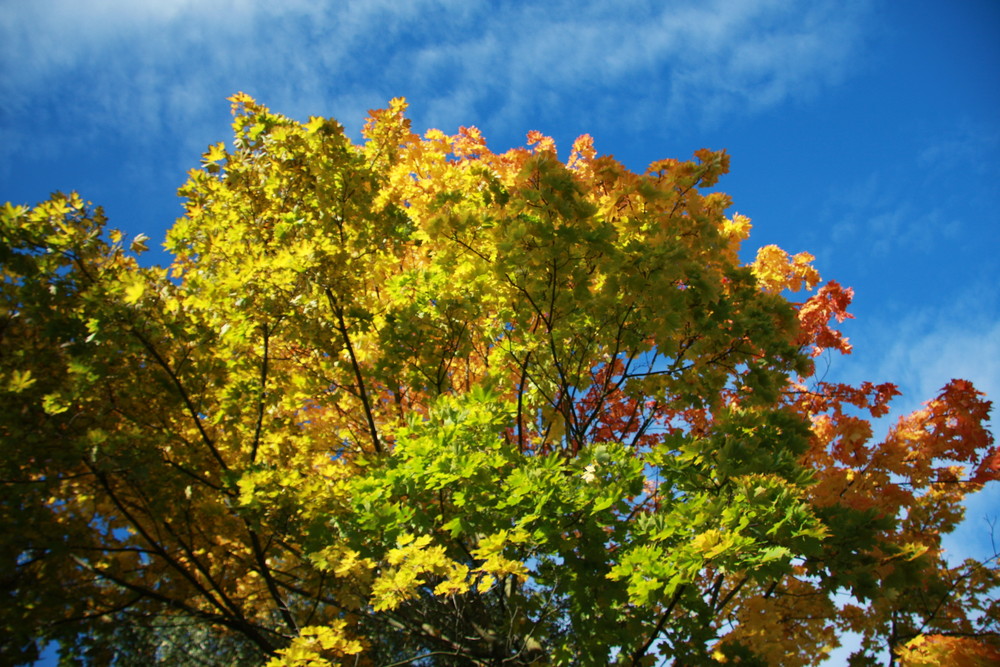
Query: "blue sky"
3 0 998 661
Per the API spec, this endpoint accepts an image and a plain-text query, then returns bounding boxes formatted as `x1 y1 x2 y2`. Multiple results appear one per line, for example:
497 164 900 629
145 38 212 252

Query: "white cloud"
851 291 999 412
817 170 964 264
1 0 873 163
814 296 1000 664
827 295 1000 565
877 313 1000 563
918 120 1000 175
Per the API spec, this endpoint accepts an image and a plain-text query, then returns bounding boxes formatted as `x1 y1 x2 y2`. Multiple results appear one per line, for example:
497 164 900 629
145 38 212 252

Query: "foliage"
2 94 998 666
896 633 1000 666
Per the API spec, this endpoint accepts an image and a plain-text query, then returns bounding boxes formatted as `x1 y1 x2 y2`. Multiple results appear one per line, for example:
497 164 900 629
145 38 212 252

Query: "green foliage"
1 96 997 665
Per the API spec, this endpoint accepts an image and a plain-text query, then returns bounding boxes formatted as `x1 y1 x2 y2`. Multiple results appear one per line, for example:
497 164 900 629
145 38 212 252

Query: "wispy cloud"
817 303 1000 649
806 121 1000 278
825 293 1000 565
1 0 872 168
820 172 961 260
827 277 998 424
918 119 1000 176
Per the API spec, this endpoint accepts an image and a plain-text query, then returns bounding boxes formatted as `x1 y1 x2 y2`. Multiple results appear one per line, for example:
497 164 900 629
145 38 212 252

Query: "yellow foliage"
719 578 839 667
897 634 1000 667
751 244 821 293
4 93 997 666
5 369 35 392
266 623 364 666
371 535 470 611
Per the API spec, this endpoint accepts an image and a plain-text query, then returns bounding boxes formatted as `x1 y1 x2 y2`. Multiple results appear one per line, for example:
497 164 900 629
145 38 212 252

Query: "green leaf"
758 545 791 563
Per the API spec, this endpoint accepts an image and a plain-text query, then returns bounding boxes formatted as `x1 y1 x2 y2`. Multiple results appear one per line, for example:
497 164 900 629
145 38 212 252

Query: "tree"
2 94 997 666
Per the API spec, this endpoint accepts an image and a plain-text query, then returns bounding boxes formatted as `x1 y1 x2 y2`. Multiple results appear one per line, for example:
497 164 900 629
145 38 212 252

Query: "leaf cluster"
1 96 997 666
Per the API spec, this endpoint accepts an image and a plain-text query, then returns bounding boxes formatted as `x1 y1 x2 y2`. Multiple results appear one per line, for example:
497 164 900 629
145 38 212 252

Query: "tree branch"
325 287 382 454
630 584 686 665
128 326 228 472
250 321 270 463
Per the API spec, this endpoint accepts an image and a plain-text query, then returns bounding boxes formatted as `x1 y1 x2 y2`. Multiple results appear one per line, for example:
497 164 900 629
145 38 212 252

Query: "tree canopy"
2 94 998 666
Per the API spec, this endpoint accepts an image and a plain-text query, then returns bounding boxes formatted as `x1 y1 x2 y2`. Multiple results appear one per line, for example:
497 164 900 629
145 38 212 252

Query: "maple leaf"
796 280 855 356
2 95 995 667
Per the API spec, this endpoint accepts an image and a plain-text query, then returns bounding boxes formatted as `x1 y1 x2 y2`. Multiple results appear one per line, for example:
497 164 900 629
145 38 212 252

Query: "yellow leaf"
751 244 821 293
204 142 227 163
692 529 732 559
265 623 363 666
42 393 70 415
124 279 145 304
7 369 35 393
130 233 149 254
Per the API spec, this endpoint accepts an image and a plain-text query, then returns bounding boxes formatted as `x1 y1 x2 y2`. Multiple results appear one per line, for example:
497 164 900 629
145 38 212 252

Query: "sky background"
3 0 998 662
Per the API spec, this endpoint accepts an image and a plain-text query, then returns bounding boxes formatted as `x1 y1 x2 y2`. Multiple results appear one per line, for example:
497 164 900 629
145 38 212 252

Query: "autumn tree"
2 95 997 666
